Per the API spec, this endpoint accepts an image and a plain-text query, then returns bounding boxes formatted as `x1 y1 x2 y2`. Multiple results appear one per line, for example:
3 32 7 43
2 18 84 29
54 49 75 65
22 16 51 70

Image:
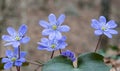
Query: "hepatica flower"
37 36 67 51
91 16 118 38
39 13 70 40
61 50 76 62
2 24 30 47
1 49 27 69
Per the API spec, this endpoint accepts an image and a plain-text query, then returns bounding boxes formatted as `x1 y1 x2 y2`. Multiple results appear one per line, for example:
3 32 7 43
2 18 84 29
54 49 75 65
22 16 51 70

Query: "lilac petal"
42 29 52 36
2 35 14 42
91 19 100 29
94 30 103 35
104 32 112 38
20 51 27 58
41 38 49 42
58 25 70 32
39 20 49 28
6 50 13 58
107 20 117 28
108 29 118 34
4 62 13 69
58 42 67 49
7 27 16 36
18 58 26 62
15 61 22 66
2 58 10 63
18 24 27 36
20 37 30 44
99 16 106 23
4 42 13 46
49 31 62 40
13 48 18 54
48 13 57 24
12 41 20 47
37 45 48 50
57 14 65 25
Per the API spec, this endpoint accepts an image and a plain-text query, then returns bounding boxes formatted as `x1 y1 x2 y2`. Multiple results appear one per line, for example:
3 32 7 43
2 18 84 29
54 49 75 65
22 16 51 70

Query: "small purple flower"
37 36 67 51
39 13 70 40
61 50 76 62
91 16 118 38
1 49 27 69
2 24 30 47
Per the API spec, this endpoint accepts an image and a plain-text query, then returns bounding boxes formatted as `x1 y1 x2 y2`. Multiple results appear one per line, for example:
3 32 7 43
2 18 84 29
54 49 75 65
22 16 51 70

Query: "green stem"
95 35 103 52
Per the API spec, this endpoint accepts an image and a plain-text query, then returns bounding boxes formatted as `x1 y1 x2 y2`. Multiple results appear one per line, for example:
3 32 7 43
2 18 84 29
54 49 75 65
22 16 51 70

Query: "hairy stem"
95 35 103 52
50 51 54 59
59 49 62 54
18 46 21 71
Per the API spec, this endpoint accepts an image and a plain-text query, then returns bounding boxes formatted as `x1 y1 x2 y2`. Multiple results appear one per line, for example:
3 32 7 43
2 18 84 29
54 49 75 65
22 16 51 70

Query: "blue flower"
1 49 27 69
39 13 70 40
91 16 118 38
61 50 76 62
37 36 67 51
2 24 30 47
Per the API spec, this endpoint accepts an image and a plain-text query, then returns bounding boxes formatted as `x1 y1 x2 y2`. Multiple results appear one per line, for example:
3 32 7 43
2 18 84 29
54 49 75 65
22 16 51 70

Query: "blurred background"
0 0 120 71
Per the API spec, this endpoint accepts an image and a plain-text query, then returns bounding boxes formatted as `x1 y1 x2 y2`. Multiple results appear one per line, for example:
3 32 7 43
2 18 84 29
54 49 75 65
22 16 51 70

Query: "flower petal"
49 31 62 40
94 30 103 35
20 51 27 58
91 19 100 29
2 58 10 63
12 41 20 47
57 14 65 25
58 25 70 32
99 16 106 23
104 32 112 38
4 62 13 69
107 29 118 34
4 42 13 46
18 24 27 36
40 38 49 42
15 61 22 66
2 35 14 42
7 27 16 36
48 13 57 24
42 29 52 36
18 58 26 62
39 20 49 28
107 20 117 28
6 50 13 58
94 30 103 36
20 37 30 44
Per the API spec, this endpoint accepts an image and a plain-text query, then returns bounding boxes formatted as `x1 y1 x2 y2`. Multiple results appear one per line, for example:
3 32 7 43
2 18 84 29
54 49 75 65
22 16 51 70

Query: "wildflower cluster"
2 24 30 69
1 13 118 71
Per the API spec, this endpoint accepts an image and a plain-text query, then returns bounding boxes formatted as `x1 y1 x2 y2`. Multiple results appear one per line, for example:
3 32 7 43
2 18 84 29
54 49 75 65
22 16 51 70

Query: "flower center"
11 57 17 62
15 36 21 41
101 26 106 31
52 25 57 30
51 44 56 48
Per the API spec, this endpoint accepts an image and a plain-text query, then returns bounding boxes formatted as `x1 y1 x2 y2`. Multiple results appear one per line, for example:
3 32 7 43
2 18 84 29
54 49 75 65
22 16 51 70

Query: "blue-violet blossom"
61 50 76 62
2 24 30 47
37 36 67 51
1 49 27 69
91 16 118 38
39 13 70 40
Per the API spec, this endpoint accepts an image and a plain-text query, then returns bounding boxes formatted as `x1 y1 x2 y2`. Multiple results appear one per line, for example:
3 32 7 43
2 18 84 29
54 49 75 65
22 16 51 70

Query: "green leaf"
77 52 111 71
42 52 111 71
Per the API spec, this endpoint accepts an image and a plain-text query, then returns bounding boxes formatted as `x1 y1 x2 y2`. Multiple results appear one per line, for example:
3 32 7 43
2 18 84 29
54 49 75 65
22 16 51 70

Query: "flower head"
2 24 30 47
91 16 118 38
61 50 76 62
39 13 70 40
37 36 67 51
1 49 27 69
